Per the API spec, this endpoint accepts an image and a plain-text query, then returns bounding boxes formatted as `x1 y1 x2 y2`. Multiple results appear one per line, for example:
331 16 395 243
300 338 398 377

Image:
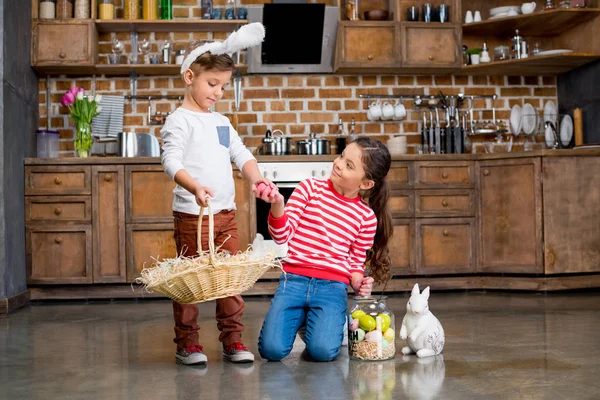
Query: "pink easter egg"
349 318 360 332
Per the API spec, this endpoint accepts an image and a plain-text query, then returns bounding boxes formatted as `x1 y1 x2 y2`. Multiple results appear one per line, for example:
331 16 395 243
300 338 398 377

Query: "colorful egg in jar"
348 296 396 361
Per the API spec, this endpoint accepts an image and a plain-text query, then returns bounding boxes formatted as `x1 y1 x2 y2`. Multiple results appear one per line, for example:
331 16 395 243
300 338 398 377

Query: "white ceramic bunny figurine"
400 283 445 358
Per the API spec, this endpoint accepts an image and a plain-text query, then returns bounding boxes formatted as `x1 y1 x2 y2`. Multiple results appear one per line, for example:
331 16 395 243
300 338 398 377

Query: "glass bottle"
143 0 158 20
345 0 359 20
348 296 396 361
335 117 347 154
56 0 74 18
124 0 140 19
160 0 172 20
39 0 57 19
225 0 236 20
98 0 114 20
201 0 213 19
349 116 356 142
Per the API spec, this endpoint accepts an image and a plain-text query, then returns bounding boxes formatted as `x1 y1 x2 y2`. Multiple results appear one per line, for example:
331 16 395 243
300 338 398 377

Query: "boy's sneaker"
176 345 208 365
223 342 255 363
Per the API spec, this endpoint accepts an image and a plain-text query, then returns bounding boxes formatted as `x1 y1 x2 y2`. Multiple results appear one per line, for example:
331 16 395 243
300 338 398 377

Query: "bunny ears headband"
180 22 266 74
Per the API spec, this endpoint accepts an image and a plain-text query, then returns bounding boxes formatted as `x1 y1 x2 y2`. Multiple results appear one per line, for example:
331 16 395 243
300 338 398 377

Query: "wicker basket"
138 199 281 304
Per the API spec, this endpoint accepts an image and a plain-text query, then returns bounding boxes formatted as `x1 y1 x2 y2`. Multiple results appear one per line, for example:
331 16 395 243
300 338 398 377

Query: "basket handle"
197 197 215 258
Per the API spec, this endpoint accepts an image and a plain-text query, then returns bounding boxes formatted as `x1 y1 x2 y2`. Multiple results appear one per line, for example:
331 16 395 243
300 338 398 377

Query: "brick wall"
38 1 558 156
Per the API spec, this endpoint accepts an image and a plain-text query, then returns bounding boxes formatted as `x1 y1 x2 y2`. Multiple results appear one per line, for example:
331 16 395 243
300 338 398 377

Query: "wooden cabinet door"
542 156 600 274
233 168 255 251
126 165 176 223
93 166 126 283
401 23 461 68
416 218 475 274
387 162 413 189
477 159 543 273
27 224 93 284
336 22 398 70
31 20 96 66
389 219 415 275
126 223 177 282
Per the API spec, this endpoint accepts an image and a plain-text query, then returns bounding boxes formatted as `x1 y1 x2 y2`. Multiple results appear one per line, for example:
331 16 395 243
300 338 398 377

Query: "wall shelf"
462 9 600 37
34 64 246 76
95 19 248 33
457 53 600 76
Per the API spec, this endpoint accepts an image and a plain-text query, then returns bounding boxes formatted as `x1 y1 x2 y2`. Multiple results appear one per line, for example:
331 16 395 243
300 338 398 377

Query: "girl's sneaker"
176 345 208 365
223 342 255 363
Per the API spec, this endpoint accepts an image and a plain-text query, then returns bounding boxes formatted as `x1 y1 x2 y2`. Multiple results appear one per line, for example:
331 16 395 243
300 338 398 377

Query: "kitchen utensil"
544 0 556 10
573 108 584 146
434 107 441 154
421 114 427 153
423 3 435 22
407 6 419 21
364 10 389 20
262 129 292 155
438 5 450 22
429 110 435 154
119 132 160 157
296 133 331 155
560 115 574 147
511 29 525 59
494 46 511 60
521 1 537 14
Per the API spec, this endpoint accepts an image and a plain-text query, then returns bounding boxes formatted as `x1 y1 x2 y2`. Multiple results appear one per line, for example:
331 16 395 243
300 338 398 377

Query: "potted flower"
61 87 102 158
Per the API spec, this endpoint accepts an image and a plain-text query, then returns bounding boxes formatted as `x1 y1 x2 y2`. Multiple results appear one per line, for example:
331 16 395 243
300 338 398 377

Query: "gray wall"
558 60 600 145
0 0 38 300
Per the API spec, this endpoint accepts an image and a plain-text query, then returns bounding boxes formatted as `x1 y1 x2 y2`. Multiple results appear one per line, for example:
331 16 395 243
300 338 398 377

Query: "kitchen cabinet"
476 158 543 274
335 22 398 72
542 156 600 274
416 218 475 274
400 23 462 70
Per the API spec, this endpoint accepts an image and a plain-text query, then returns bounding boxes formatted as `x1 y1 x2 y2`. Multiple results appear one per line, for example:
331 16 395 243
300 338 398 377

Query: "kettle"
261 129 292 155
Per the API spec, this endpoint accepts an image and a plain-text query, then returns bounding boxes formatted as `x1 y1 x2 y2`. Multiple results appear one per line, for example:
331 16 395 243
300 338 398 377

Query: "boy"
161 32 275 366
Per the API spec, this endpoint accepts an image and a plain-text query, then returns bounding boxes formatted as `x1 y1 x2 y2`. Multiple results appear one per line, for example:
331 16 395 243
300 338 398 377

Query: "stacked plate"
489 5 521 19
521 103 538 135
387 136 407 155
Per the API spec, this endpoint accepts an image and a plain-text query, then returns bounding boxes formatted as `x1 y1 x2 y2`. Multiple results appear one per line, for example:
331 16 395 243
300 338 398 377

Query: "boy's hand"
351 275 374 296
253 179 284 204
193 185 214 207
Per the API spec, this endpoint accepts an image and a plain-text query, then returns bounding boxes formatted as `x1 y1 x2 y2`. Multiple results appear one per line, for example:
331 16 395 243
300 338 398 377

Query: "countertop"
24 148 600 165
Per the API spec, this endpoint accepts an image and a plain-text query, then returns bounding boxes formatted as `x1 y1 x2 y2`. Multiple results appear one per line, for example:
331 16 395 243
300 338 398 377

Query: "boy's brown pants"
172 210 245 351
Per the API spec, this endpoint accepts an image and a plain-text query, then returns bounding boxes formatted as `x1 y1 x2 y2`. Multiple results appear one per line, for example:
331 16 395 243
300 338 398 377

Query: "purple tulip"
69 87 79 97
61 91 75 107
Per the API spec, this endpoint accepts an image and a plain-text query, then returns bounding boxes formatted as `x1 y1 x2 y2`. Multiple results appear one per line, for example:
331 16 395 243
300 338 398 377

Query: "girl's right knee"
258 338 290 361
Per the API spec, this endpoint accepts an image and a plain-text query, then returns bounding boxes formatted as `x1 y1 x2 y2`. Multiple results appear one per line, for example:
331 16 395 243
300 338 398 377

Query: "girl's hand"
253 180 284 204
352 276 374 296
193 185 214 207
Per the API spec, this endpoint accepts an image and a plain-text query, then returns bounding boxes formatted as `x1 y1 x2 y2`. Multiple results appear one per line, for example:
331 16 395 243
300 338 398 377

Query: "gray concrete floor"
1 292 600 400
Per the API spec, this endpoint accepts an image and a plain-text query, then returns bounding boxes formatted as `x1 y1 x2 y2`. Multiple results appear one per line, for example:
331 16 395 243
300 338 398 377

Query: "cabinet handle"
367 54 374 60
55 237 63 244
54 208 62 216
547 249 556 267
59 52 66 59
483 169 490 176
104 174 112 182
442 229 449 237
54 177 62 185
441 172 449 179
442 200 449 207
236 172 243 179
429 55 435 61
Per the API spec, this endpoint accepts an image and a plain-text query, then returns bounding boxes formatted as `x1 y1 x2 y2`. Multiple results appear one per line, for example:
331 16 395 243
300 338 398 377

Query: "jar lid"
36 129 60 135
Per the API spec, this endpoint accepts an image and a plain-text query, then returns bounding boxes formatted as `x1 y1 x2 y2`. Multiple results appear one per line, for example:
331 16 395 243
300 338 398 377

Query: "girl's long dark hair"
353 136 393 285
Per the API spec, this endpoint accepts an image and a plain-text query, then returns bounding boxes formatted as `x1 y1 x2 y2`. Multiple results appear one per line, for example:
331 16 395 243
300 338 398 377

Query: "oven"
256 162 332 257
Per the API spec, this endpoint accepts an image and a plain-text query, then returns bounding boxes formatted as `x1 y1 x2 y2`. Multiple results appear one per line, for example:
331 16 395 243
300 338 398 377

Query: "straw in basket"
136 198 282 304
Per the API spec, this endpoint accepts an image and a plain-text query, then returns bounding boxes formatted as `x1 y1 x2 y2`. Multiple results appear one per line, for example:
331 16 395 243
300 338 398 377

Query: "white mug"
521 1 537 14
465 10 473 23
367 100 382 121
473 10 482 22
394 101 407 120
382 102 394 120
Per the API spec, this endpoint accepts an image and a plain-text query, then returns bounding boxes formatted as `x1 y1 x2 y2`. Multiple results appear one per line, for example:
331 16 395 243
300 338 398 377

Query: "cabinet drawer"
126 165 177 223
25 166 91 195
415 190 474 217
416 218 475 274
32 20 96 66
26 224 93 284
415 162 474 188
25 196 91 222
387 162 413 189
389 190 414 218
337 22 397 67
401 23 461 68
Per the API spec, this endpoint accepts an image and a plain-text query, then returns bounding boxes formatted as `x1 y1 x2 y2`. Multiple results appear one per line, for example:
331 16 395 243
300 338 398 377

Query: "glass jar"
160 0 172 19
56 0 74 18
175 49 186 65
345 0 358 20
98 0 114 20
39 0 56 19
124 0 140 19
143 0 158 19
74 0 90 18
348 296 396 361
494 45 510 61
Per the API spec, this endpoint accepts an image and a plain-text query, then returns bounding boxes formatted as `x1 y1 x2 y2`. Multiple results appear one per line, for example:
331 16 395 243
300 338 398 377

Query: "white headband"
180 22 266 74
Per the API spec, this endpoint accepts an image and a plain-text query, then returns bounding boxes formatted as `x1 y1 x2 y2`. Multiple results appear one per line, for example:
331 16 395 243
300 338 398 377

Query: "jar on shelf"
348 296 396 361
39 0 57 19
175 49 186 65
74 0 90 18
345 0 359 20
160 0 173 20
98 0 114 20
494 45 510 61
143 0 159 20
56 0 74 18
124 0 140 19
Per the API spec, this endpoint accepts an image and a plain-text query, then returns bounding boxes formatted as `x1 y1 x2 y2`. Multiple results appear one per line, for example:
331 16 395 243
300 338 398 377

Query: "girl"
257 136 393 362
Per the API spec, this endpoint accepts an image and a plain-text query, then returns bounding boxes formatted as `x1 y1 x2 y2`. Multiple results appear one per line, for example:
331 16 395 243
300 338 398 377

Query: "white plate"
560 115 573 147
534 49 574 56
521 103 537 135
545 124 556 147
510 104 522 136
543 100 557 124
489 6 521 15
489 13 509 19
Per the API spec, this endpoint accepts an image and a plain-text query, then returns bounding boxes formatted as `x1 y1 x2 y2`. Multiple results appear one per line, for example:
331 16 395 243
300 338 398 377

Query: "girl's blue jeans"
258 273 348 362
